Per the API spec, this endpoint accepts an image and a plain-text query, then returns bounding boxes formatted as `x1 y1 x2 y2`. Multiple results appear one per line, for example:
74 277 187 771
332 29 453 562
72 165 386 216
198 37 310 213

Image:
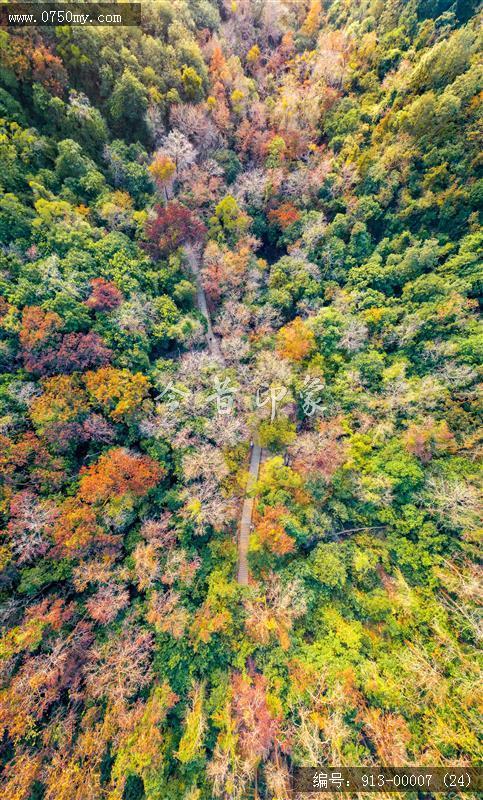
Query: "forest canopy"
0 1 481 798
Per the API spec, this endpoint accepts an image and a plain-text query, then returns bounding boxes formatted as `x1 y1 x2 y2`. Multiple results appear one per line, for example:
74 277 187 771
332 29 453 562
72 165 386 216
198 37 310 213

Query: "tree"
5 490 57 564
190 602 231 648
258 416 297 450
84 367 151 422
268 255 321 315
209 195 250 244
108 683 178 798
19 306 62 352
109 69 148 142
265 135 286 168
145 201 206 257
29 374 89 434
181 65 204 102
0 431 66 491
21 307 112 375
360 708 411 764
252 505 296 556
201 240 253 302
85 622 154 703
268 202 300 230
146 590 188 638
289 420 347 481
0 619 93 740
86 584 129 624
244 576 306 649
77 448 162 505
54 448 163 551
276 317 315 361
170 103 221 154
148 154 176 200
86 278 123 312
301 0 321 38
176 683 206 763
403 418 454 462
231 671 281 771
159 129 197 173
311 543 347 589
30 43 67 95
0 193 33 243
133 542 159 590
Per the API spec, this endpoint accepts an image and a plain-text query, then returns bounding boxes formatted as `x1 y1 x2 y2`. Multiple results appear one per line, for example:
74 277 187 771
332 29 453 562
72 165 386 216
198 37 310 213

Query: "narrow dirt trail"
185 244 223 360
185 243 263 585
237 442 262 585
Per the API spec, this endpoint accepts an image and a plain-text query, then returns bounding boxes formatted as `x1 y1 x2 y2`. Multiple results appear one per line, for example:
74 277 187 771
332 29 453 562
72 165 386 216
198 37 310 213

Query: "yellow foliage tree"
149 154 176 200
301 0 321 38
175 683 206 764
30 374 89 431
84 367 150 421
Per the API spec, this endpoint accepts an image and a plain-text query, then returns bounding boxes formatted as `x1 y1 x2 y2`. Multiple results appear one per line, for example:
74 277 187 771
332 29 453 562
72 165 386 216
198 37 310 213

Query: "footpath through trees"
187 243 263 585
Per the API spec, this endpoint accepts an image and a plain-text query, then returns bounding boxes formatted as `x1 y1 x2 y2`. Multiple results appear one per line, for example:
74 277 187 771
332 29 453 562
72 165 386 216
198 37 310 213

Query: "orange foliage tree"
253 505 296 556
268 202 301 230
54 448 163 552
77 447 162 504
19 306 62 351
276 317 315 361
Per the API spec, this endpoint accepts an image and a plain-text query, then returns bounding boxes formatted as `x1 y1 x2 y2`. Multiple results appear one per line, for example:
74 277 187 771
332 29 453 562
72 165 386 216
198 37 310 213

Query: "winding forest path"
237 442 262 585
186 244 263 585
185 244 223 360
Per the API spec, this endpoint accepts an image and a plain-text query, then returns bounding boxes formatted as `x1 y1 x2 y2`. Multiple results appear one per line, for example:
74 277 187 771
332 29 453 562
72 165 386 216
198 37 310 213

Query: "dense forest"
0 0 481 798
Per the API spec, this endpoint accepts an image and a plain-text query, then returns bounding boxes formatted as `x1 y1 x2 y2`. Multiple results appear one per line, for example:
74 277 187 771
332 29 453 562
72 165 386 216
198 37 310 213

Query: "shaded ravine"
186 244 263 585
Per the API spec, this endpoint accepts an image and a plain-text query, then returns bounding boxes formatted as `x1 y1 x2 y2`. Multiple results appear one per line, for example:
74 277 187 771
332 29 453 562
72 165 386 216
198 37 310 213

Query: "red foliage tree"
24 331 112 376
0 621 93 740
289 418 347 481
2 35 67 96
140 514 177 549
86 278 123 312
145 201 206 257
85 584 130 625
81 413 116 444
20 306 112 376
85 623 154 703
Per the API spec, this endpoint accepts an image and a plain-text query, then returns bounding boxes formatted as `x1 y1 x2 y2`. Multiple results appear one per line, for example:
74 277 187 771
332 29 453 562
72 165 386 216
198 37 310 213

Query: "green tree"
181 65 204 102
109 69 148 143
209 195 250 244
